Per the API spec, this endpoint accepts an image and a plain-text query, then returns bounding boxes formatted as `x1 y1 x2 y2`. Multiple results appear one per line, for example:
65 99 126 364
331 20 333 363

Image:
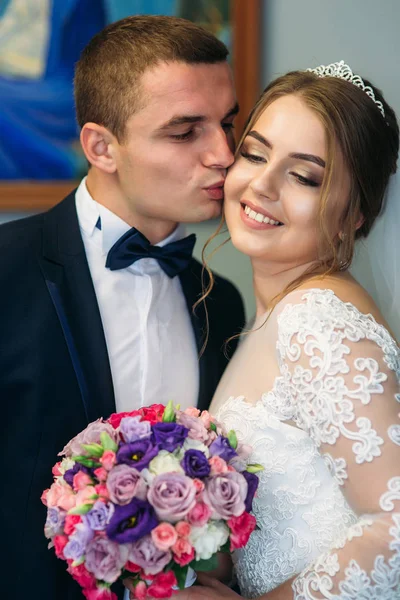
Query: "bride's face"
224 94 350 268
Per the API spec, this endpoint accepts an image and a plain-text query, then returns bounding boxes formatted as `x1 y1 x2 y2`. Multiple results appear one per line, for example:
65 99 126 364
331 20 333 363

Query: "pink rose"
46 482 64 508
199 410 212 428
57 486 77 512
192 478 205 495
205 472 248 519
151 523 178 551
175 521 191 538
106 465 147 505
73 471 93 491
75 486 97 507
67 562 96 589
132 581 147 600
228 512 257 550
208 456 228 475
177 413 208 442
187 501 212 527
148 473 196 523
95 484 110 500
94 467 108 482
147 571 177 599
100 450 116 471
184 407 200 417
41 489 49 506
60 419 118 457
64 514 82 536
52 462 62 476
171 538 195 567
54 535 68 559
82 588 118 600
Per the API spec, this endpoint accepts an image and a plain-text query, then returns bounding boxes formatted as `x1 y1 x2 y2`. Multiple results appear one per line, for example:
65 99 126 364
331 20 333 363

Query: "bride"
176 62 400 599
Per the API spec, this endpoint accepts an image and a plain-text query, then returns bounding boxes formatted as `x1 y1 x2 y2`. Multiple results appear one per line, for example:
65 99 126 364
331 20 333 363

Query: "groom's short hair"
74 14 229 142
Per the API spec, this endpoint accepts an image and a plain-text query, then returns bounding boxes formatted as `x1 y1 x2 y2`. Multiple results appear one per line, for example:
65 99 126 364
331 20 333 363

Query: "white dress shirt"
75 178 199 413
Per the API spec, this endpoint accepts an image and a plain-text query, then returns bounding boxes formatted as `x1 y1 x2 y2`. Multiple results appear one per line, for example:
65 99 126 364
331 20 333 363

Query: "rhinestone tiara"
306 60 385 118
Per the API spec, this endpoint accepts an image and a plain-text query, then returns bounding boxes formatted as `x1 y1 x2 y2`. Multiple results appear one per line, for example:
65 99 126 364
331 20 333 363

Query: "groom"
1 15 244 600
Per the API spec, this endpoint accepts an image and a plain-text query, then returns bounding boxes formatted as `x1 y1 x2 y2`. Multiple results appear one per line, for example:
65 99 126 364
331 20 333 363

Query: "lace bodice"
213 289 400 599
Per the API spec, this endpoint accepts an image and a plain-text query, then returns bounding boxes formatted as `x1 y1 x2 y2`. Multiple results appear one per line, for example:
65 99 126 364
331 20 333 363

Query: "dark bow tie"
104 224 196 278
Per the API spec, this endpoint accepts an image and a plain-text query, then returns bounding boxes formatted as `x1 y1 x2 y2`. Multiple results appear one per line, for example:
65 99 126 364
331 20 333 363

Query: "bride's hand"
173 572 244 600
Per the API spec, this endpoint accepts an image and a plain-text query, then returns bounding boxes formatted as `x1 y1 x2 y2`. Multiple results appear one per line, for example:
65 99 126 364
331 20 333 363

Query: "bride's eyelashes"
240 149 321 188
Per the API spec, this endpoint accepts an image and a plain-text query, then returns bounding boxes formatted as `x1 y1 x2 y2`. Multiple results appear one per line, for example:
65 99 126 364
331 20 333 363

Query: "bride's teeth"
244 204 281 226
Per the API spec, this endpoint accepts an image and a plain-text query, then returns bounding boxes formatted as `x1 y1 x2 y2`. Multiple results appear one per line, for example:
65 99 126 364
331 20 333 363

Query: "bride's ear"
355 213 365 231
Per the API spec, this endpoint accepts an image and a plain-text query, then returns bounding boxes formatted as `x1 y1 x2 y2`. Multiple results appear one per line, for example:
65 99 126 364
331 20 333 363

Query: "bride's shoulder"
273 275 397 344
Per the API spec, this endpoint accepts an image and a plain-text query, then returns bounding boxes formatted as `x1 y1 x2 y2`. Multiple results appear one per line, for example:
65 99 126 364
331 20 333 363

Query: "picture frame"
0 0 261 211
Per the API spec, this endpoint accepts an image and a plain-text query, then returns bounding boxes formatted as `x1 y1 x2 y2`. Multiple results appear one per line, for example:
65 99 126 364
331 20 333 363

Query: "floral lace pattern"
215 289 400 599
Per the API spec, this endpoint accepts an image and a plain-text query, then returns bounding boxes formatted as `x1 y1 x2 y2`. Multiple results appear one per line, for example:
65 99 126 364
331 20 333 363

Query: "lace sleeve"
275 289 400 600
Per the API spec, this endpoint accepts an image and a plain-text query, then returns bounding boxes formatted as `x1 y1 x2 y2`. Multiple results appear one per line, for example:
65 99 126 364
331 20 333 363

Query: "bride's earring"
337 231 350 270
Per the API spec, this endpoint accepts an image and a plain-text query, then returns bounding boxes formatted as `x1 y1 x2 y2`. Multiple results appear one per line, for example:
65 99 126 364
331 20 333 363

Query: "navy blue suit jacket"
0 192 245 600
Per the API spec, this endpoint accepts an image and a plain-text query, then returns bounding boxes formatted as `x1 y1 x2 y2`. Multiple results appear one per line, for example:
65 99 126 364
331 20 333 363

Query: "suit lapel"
179 263 220 411
39 193 116 422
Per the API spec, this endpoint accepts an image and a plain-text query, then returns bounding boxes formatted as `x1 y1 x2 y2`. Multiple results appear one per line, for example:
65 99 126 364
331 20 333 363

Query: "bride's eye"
240 149 266 164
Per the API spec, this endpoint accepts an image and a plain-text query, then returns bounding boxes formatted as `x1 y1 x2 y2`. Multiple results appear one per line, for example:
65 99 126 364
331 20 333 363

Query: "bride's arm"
271 292 400 599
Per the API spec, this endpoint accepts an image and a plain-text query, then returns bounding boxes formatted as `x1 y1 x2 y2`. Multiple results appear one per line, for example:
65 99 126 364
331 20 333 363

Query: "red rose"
228 512 257 550
64 514 82 536
82 587 117 600
54 534 68 559
108 410 141 429
147 571 177 598
125 561 142 573
139 404 165 424
68 562 96 589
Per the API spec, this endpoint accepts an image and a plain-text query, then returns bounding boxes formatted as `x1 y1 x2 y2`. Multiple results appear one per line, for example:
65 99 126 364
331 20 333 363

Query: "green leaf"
246 463 264 473
170 563 189 590
219 540 230 553
74 456 102 468
81 443 104 458
227 429 238 449
191 553 218 572
68 503 94 515
71 556 85 568
209 422 217 433
100 431 118 452
162 400 176 423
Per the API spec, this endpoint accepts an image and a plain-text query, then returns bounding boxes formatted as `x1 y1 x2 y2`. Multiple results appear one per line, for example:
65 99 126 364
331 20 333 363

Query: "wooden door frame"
0 1 261 211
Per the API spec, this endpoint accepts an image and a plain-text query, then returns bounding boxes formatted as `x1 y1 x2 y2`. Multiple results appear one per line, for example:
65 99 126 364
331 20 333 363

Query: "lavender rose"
205 471 248 519
177 413 208 442
117 439 159 471
120 416 151 443
60 419 118 457
85 500 115 531
106 498 158 544
85 536 129 583
44 507 66 538
64 520 94 561
147 473 196 523
106 464 147 505
242 470 259 512
209 436 237 462
128 535 172 575
151 422 189 452
181 449 211 479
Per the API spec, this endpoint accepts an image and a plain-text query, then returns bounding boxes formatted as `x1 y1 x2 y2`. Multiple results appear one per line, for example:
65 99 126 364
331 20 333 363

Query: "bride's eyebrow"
247 130 325 168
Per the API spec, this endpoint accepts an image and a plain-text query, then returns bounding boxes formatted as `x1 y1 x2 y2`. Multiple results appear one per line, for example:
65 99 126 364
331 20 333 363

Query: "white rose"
189 522 229 560
182 437 210 457
148 450 184 476
58 457 75 475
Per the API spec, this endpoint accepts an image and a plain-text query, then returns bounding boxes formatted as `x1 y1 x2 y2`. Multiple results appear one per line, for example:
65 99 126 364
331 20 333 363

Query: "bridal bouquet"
42 402 262 600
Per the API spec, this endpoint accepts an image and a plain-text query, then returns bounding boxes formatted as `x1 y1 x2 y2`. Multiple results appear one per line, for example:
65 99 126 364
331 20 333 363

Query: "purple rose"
116 439 159 471
63 462 92 487
181 449 211 479
85 500 114 531
85 536 129 583
151 422 188 452
120 416 151 443
177 413 208 442
209 436 237 462
60 419 118 457
205 471 248 519
128 535 171 575
106 464 147 505
106 498 158 544
44 507 66 538
64 520 94 561
242 471 259 512
147 473 196 523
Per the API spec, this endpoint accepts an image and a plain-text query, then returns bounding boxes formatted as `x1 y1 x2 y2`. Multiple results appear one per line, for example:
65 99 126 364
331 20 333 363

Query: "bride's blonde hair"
195 69 399 353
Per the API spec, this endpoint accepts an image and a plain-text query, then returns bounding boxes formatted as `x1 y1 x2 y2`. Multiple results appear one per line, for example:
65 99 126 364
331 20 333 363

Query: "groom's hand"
173 572 244 600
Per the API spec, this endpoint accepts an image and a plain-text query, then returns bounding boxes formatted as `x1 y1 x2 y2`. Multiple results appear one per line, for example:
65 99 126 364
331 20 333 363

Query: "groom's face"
111 60 237 243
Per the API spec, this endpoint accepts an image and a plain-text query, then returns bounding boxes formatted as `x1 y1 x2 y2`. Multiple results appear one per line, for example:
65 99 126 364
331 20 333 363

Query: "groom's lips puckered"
203 180 225 200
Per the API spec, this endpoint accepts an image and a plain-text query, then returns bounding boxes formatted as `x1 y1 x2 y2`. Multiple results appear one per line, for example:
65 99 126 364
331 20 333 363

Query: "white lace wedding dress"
212 288 400 599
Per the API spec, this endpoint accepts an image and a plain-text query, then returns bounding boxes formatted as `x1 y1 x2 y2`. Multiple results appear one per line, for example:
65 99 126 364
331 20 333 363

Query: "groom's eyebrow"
157 103 240 131
247 130 326 168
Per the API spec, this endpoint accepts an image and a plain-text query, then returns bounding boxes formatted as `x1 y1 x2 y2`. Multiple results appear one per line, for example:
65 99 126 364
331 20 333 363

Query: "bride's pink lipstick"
240 200 283 230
